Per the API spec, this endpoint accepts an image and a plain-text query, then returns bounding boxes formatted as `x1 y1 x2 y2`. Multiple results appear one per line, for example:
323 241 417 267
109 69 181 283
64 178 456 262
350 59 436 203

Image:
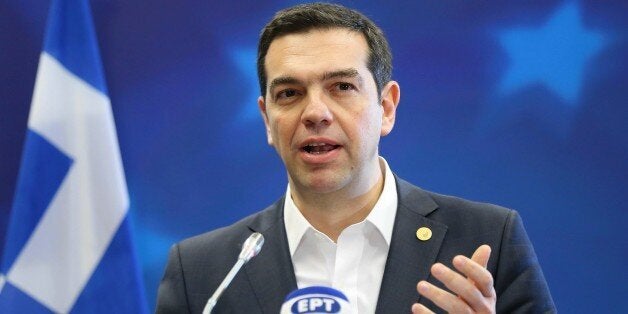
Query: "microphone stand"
202 232 264 314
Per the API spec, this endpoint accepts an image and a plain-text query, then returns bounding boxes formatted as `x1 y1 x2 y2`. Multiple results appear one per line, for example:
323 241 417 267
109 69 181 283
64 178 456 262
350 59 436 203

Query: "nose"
301 91 333 130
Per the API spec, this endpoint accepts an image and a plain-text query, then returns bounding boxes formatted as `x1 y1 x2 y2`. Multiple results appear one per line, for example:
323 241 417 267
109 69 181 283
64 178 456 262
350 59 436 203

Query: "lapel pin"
416 227 432 241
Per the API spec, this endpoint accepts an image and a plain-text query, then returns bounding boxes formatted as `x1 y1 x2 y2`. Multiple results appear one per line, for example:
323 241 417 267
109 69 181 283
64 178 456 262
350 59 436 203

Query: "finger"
417 280 471 313
452 255 496 299
411 302 435 314
471 244 491 268
430 263 489 311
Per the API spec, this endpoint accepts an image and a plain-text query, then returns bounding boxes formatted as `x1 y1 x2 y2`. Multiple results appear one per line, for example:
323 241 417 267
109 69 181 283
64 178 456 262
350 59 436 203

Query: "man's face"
258 28 399 196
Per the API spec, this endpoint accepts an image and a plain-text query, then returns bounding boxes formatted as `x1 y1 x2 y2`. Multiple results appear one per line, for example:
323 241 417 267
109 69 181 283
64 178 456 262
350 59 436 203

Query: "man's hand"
412 245 496 314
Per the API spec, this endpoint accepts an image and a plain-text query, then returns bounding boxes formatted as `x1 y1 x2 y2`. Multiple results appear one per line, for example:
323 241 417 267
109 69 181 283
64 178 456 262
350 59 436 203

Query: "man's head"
257 2 392 98
256 3 400 197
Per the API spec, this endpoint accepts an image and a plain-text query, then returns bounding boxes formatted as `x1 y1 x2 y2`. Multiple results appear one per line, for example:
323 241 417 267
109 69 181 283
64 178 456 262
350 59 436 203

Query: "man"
156 3 555 313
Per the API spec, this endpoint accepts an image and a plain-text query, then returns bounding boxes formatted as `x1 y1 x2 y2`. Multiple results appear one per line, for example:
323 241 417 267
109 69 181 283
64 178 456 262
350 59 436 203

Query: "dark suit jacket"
156 177 555 313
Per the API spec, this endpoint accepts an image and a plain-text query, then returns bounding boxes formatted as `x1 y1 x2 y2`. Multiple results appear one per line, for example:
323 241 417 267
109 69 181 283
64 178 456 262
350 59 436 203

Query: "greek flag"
0 0 147 312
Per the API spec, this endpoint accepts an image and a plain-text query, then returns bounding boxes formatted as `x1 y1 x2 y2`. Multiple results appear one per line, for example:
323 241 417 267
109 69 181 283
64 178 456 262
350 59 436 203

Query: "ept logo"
291 297 340 313
281 286 353 314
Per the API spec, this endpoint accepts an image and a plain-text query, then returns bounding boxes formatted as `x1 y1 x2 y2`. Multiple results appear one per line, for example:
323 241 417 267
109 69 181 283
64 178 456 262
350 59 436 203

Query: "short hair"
257 2 393 98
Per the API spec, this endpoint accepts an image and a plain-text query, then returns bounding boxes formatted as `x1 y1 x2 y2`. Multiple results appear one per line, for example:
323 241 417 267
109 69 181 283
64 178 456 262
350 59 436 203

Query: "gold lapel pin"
416 227 432 241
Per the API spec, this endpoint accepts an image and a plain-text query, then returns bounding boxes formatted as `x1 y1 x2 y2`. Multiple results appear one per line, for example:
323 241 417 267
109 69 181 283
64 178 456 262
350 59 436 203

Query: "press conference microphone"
202 232 264 314
280 286 355 314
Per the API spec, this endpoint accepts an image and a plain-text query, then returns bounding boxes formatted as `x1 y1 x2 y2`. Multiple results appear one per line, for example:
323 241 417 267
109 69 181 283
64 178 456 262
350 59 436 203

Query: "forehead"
264 28 370 78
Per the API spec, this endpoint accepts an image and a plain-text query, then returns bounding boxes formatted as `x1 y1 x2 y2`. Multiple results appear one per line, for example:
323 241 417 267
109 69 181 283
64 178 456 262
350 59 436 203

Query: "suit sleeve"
494 210 556 313
155 244 191 314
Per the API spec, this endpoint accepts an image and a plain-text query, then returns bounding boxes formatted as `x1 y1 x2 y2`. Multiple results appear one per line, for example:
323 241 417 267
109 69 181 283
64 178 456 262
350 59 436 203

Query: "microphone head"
280 286 354 314
238 232 264 262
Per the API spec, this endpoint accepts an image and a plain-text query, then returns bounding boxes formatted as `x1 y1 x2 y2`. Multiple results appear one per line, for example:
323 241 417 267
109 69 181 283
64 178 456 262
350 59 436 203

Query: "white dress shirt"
283 157 398 313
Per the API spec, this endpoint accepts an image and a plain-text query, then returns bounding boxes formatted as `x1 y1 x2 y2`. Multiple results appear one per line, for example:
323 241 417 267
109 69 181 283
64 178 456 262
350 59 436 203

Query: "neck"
290 160 385 242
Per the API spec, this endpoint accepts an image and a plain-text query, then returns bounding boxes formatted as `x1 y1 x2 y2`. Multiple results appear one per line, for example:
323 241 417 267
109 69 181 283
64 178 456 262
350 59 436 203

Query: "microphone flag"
0 0 148 313
280 286 355 314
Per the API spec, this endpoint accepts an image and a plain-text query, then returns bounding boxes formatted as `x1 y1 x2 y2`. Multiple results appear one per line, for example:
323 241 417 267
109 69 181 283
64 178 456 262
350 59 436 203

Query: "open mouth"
301 143 341 155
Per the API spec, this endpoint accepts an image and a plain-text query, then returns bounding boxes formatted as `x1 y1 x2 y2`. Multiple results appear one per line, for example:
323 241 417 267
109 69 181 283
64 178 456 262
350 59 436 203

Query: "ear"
258 96 274 146
379 81 400 136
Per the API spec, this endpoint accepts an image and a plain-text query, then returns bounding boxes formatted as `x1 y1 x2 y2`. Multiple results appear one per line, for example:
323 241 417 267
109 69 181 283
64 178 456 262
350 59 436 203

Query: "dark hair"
257 2 392 98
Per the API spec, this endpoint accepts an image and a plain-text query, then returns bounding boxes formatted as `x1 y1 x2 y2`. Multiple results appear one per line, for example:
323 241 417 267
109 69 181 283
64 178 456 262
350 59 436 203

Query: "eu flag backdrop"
0 0 147 312
1 1 626 313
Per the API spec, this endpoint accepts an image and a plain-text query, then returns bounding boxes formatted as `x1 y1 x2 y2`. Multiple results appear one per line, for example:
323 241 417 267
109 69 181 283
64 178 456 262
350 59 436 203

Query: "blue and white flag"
0 0 147 312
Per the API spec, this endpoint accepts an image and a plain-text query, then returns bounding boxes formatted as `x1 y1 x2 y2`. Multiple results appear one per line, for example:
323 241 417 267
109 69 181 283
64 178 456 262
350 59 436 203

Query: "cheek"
269 115 292 147
353 107 382 138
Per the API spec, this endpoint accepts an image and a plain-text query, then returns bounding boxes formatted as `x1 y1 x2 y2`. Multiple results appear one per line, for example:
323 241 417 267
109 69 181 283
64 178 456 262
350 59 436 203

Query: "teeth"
303 143 337 154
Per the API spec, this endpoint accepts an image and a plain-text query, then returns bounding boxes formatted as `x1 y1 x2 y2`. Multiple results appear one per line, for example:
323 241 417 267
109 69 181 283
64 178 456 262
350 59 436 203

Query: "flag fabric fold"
0 0 147 312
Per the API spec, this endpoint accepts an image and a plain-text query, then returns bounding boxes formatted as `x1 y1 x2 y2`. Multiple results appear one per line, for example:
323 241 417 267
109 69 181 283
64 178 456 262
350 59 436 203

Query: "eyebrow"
268 76 302 95
321 68 361 82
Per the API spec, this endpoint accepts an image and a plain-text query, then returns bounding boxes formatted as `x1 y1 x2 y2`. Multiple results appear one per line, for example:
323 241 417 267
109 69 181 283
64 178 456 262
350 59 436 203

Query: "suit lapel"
243 198 298 313
376 178 448 313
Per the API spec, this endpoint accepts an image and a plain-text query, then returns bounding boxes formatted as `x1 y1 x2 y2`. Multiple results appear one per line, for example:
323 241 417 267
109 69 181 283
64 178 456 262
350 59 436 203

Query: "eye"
275 88 300 101
334 82 356 91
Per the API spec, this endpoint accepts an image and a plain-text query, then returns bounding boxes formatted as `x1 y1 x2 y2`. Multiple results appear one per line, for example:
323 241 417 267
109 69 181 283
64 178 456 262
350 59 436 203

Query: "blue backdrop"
1 0 626 312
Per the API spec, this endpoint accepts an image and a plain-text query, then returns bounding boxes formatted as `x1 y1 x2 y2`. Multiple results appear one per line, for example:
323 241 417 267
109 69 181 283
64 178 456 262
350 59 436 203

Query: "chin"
301 175 347 194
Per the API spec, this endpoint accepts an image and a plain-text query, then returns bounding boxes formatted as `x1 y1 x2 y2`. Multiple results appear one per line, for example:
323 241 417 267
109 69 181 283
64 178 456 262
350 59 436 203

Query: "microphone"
280 286 354 314
202 232 264 314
